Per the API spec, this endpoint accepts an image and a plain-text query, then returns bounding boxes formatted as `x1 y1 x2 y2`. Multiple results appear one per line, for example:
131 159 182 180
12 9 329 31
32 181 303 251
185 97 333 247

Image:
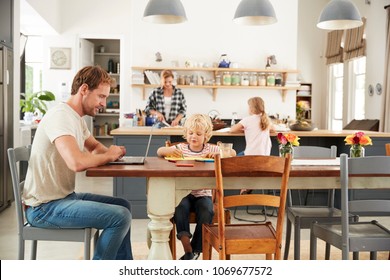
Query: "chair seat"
312 221 390 252
289 206 343 218
205 222 277 254
23 224 98 242
287 207 344 228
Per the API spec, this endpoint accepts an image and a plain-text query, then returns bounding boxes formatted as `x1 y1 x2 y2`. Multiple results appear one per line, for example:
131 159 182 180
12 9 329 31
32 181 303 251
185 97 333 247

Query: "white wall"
358 0 388 121
24 0 389 128
130 0 299 120
33 0 299 122
297 0 328 128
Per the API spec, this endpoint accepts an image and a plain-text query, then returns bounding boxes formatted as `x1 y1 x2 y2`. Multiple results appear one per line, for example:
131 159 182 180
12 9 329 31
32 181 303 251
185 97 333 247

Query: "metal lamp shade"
233 0 277 25
143 0 187 24
317 0 363 30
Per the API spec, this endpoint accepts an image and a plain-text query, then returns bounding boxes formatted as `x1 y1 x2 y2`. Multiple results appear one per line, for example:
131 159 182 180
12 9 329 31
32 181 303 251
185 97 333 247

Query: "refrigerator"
0 45 14 212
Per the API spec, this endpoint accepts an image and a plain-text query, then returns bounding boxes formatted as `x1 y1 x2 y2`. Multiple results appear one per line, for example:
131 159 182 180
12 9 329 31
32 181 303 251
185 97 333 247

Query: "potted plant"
20 90 56 123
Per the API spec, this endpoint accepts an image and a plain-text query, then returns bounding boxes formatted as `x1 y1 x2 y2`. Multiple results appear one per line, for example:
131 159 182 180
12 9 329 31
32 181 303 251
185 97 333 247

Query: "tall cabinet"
0 0 13 213
0 0 13 48
86 39 120 146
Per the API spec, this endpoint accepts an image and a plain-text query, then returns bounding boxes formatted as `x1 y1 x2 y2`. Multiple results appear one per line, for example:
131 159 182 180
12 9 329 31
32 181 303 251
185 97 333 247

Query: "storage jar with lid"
231 72 240 86
222 72 232 86
275 73 282 86
178 75 185 85
240 72 249 86
266 73 275 86
215 74 221 86
258 73 267 86
249 72 258 86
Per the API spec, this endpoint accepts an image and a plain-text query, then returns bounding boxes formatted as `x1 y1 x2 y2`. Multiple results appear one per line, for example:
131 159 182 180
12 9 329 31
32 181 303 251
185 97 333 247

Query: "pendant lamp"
143 0 187 24
317 0 363 30
233 0 277 25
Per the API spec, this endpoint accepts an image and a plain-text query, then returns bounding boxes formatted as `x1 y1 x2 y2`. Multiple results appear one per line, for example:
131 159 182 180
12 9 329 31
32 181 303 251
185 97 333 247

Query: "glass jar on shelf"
222 72 232 86
258 73 267 86
249 72 258 86
185 75 191 85
275 73 283 86
267 73 275 86
215 74 221 86
178 75 185 85
240 72 249 86
231 72 240 86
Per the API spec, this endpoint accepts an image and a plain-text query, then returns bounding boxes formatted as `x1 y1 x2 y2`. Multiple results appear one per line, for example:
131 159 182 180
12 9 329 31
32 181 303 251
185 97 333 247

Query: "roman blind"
325 30 344 65
344 17 367 61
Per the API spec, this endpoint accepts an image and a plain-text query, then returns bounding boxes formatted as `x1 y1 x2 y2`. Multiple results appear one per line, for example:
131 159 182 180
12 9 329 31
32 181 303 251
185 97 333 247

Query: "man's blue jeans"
25 192 133 260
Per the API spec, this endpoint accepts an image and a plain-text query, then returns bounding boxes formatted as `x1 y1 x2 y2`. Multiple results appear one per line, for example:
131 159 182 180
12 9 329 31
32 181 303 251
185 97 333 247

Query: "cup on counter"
218 142 233 158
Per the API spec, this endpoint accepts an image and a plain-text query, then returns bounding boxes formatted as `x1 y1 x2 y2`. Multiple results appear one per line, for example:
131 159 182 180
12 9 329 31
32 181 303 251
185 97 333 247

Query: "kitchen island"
109 127 390 218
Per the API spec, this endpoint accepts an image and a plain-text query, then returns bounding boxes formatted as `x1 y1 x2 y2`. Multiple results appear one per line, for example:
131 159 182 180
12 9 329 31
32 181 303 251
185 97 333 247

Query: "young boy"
157 114 225 260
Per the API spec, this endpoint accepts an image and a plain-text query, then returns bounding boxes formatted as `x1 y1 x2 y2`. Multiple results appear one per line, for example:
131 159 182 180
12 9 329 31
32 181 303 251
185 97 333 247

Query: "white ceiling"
20 0 57 36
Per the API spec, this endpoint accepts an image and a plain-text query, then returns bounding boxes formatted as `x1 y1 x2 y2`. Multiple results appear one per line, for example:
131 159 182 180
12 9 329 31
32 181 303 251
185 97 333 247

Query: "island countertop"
110 127 390 138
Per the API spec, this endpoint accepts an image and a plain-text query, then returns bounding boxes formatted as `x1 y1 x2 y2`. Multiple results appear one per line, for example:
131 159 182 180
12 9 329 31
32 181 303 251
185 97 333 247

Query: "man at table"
23 66 133 260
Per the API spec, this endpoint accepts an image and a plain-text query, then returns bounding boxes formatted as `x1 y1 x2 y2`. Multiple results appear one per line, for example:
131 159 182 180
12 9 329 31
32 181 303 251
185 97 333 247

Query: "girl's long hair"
248 97 270 131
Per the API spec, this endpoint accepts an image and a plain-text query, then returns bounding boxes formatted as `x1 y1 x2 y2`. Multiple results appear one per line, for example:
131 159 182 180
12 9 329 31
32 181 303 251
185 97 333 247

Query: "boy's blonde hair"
182 114 213 142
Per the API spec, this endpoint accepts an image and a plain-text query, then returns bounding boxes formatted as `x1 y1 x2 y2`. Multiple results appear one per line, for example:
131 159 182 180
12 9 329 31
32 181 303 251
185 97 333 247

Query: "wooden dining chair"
310 154 390 260
165 140 231 259
202 154 292 260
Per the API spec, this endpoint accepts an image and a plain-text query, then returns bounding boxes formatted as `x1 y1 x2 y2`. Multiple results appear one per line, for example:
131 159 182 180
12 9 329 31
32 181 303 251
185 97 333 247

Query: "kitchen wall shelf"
132 66 299 102
96 113 119 117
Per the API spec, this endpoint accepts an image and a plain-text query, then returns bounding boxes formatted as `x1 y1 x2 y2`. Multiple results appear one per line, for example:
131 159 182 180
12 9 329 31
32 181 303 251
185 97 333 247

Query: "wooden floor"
1 172 389 260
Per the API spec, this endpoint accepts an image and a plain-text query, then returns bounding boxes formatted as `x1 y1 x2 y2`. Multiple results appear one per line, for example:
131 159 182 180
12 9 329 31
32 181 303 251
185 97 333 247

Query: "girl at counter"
157 114 225 260
144 69 187 126
230 96 273 194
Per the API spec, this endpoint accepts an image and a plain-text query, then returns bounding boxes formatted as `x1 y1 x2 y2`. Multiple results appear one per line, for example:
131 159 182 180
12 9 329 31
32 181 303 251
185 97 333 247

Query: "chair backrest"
214 153 292 256
290 145 337 206
340 154 390 256
386 143 390 156
294 145 337 159
7 146 31 237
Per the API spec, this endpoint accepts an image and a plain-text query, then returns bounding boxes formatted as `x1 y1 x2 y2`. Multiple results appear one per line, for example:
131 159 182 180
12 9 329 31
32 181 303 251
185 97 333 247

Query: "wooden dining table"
86 156 387 260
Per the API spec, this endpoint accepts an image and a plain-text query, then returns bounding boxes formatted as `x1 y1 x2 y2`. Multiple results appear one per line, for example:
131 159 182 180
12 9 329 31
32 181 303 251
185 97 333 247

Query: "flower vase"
23 112 34 124
350 145 365 158
279 144 294 158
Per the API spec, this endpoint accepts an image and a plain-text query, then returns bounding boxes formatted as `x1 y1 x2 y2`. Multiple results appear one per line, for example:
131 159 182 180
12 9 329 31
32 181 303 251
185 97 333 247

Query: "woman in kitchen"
144 69 187 126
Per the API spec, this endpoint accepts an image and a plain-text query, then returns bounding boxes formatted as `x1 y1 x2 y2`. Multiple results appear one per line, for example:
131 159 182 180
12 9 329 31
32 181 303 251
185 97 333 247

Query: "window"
25 36 43 95
328 57 366 130
329 63 344 130
350 57 366 120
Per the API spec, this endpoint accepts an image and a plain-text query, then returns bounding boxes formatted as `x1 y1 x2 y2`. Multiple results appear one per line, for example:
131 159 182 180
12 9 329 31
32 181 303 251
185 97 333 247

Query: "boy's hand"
204 153 217 159
168 146 184 158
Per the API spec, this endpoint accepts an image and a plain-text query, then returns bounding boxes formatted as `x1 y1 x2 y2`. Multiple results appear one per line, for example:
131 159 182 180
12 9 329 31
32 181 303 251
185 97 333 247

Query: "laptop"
109 127 153 165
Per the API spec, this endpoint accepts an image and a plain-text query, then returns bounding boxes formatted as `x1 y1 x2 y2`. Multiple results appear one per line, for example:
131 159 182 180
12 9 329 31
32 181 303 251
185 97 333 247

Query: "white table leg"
147 177 176 260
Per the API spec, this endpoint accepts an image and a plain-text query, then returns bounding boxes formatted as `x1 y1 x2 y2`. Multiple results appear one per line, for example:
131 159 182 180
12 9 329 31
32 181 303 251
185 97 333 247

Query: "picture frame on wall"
50 47 71 69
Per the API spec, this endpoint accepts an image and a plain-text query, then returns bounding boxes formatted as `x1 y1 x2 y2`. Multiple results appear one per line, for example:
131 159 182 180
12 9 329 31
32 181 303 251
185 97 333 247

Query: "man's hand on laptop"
107 145 126 161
